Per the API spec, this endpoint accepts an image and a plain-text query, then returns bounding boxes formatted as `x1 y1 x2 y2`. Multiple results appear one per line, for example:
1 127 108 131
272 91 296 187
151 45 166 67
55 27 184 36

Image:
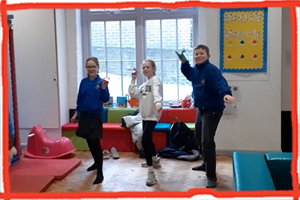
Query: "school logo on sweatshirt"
95 84 100 90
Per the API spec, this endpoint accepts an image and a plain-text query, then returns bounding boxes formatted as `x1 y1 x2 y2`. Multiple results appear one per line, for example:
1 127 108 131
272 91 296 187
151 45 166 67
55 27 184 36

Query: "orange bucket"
128 98 139 107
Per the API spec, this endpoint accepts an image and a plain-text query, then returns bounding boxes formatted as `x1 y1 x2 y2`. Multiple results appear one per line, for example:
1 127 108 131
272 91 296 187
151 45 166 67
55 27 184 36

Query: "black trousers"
142 120 157 166
195 109 222 179
86 139 103 175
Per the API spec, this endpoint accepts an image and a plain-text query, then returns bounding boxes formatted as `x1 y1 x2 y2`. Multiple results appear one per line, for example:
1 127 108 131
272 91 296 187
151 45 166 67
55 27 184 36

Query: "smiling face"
194 48 210 65
142 60 156 79
86 58 99 80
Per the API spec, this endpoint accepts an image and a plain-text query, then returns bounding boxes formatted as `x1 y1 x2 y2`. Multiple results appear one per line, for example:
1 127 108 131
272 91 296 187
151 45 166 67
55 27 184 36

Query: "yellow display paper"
220 8 267 72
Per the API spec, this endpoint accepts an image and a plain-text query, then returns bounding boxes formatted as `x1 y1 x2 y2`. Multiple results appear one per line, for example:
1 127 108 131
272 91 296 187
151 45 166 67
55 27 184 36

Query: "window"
81 8 198 105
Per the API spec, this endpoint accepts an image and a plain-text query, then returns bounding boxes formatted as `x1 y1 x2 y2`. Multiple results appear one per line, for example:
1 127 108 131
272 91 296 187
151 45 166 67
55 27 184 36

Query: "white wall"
8 9 62 145
8 7 291 153
281 7 292 111
205 8 282 152
8 9 83 146
65 9 83 110
55 9 69 128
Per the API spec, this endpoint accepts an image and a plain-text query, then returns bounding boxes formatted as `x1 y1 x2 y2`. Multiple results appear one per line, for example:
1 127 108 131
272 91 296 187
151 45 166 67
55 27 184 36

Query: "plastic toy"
180 94 194 108
175 49 187 62
23 125 75 159
128 98 139 107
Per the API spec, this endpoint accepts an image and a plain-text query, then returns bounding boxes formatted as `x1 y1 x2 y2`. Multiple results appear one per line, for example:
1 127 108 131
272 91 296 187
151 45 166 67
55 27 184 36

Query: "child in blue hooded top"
71 57 110 185
177 44 235 188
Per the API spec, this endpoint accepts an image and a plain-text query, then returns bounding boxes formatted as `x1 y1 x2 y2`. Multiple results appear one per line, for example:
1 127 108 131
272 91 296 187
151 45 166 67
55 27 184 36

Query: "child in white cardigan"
128 59 163 186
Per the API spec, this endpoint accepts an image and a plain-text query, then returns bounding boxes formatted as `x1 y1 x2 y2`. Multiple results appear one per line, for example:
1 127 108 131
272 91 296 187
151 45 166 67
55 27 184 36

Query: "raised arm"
176 51 192 81
128 68 140 99
181 61 192 81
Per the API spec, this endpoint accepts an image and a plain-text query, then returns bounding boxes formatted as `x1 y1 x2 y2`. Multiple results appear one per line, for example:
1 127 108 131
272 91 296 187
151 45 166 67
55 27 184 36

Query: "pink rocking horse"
23 125 75 159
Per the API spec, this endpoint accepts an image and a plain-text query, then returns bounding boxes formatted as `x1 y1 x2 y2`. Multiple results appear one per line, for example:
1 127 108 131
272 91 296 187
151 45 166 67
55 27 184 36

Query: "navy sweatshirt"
181 59 232 112
75 75 110 117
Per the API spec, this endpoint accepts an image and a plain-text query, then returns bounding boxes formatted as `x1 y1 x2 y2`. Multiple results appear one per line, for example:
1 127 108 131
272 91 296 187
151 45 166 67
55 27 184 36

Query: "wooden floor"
45 151 233 192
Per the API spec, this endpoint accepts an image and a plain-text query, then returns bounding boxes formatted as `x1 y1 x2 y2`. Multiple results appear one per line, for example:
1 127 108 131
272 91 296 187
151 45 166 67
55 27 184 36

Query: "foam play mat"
9 158 81 192
10 174 54 193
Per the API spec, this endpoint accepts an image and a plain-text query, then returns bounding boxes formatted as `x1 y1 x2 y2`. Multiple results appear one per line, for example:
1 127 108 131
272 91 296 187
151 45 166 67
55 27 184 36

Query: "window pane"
162 60 178 101
91 22 106 60
122 61 136 96
146 20 161 60
121 21 136 61
178 64 192 99
83 8 198 103
145 18 194 102
178 18 194 62
154 60 162 79
107 21 120 60
107 61 121 99
99 62 107 77
162 19 177 60
177 18 193 99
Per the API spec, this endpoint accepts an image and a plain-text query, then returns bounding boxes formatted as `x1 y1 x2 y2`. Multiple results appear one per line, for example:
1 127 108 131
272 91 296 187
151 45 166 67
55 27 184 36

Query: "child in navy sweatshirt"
178 45 235 188
71 57 110 185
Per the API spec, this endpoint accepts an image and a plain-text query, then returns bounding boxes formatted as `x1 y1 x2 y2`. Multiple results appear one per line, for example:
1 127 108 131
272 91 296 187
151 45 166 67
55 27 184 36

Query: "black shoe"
93 174 104 184
87 164 97 171
192 164 206 171
139 150 145 158
206 178 217 188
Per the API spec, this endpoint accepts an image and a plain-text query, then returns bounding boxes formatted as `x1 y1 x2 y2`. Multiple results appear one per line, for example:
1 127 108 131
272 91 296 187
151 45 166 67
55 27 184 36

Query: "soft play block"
167 108 197 123
159 109 169 123
232 152 276 191
107 108 137 123
265 152 292 190
62 124 133 152
154 123 171 132
185 123 195 131
102 108 108 123
62 123 89 150
62 123 79 131
131 131 167 152
101 123 132 152
62 130 89 150
153 131 167 152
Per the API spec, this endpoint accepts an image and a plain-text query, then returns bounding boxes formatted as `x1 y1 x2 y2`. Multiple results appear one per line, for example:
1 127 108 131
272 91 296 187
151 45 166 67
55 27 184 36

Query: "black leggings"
142 120 157 166
86 139 103 174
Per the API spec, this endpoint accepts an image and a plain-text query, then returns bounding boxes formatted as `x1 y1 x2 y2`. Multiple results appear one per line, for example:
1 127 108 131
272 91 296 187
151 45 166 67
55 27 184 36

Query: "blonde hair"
142 59 156 75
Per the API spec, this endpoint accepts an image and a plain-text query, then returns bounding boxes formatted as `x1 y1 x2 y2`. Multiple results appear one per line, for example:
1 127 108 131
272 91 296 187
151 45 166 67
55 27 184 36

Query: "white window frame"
81 8 199 104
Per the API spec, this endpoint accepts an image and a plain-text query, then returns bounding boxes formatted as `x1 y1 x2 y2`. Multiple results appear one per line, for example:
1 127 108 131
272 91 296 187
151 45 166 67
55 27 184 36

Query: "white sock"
148 166 154 173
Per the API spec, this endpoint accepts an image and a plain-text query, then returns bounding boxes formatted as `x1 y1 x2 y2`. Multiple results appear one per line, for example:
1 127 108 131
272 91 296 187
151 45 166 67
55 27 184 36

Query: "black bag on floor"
170 117 197 151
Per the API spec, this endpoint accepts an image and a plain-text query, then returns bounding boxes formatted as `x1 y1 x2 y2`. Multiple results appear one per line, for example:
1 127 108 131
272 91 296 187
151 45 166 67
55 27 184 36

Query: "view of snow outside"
99 72 193 107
